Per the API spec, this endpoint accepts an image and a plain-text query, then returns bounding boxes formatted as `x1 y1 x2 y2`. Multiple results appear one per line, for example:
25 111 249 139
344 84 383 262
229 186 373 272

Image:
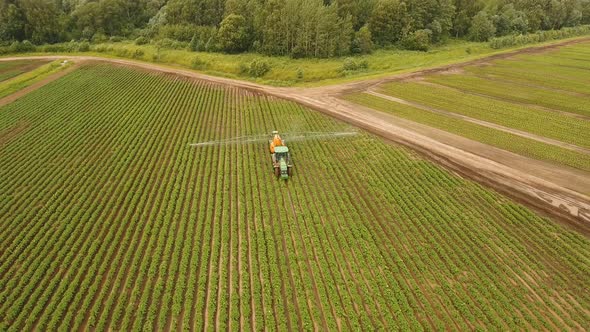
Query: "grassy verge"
378 81 590 148
0 60 72 99
344 92 590 172
2 36 589 87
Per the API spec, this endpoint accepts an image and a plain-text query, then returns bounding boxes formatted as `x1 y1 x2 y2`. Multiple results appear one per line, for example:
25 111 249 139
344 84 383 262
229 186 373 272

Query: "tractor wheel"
274 167 280 177
288 167 293 177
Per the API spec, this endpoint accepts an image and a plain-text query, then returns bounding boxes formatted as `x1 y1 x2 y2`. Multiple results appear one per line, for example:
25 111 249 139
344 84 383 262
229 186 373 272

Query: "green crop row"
345 92 590 172
1 64 589 331
378 81 590 149
467 64 590 95
491 57 590 80
427 73 590 117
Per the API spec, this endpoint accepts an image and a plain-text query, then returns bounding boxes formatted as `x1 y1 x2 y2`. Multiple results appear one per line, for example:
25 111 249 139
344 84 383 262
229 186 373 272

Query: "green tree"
19 0 62 43
369 0 411 45
452 0 484 37
353 24 374 53
217 14 250 52
0 3 25 41
402 28 431 50
493 4 529 35
469 10 496 41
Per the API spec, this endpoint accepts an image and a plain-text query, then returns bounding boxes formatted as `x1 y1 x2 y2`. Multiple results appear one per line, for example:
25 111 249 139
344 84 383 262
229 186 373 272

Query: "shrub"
341 58 370 73
157 38 187 50
191 56 207 70
78 41 90 52
21 40 36 52
243 59 271 77
135 36 149 45
109 36 124 42
296 68 304 80
489 25 590 49
402 29 432 51
10 40 36 53
92 32 108 44
132 49 145 59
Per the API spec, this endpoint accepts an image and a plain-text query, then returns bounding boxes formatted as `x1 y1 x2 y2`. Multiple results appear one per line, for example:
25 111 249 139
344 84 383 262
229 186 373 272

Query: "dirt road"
1 36 589 232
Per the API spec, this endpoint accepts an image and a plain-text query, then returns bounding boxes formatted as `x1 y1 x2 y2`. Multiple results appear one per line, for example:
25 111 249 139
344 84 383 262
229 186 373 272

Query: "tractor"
269 131 293 180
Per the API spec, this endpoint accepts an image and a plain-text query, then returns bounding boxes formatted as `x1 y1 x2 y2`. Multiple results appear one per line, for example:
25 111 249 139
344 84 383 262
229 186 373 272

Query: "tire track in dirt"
365 90 590 155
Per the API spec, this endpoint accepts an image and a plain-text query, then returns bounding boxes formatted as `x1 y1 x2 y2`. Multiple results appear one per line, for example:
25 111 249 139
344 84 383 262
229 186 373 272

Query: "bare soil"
1 37 589 234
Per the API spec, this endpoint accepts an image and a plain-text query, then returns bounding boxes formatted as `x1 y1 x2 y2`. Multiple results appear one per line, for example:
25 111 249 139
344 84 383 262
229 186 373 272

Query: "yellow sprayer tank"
269 131 284 153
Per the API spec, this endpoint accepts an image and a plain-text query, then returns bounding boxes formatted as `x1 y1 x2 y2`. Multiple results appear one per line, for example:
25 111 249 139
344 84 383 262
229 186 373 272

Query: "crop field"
0 60 49 83
1 64 590 331
345 41 590 173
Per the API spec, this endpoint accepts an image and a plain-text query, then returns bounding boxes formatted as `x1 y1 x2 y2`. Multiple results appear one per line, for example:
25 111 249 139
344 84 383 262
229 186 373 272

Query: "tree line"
1 0 589 57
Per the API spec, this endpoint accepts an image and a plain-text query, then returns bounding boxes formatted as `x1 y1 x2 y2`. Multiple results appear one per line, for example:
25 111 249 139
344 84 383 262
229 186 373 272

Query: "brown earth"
1 36 589 234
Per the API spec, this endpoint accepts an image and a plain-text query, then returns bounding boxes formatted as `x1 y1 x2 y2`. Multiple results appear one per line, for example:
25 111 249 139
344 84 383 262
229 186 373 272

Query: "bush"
78 41 90 52
402 29 432 51
191 56 207 70
157 38 187 50
21 40 36 52
341 58 370 73
135 36 149 45
132 49 144 59
10 40 36 53
296 68 304 80
242 59 271 77
109 36 124 43
92 32 108 44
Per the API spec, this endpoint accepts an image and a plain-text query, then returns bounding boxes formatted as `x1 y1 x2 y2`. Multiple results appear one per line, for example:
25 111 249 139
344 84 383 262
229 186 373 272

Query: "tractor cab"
272 145 293 180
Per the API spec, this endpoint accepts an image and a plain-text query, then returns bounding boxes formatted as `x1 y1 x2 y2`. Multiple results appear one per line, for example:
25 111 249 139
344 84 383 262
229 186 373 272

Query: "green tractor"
269 131 293 180
272 146 293 180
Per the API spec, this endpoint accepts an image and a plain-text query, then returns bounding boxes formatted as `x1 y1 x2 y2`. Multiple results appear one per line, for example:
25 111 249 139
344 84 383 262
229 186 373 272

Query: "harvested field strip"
1 64 589 330
0 60 49 82
467 65 590 95
377 82 590 149
512 52 590 69
0 60 72 100
426 73 590 118
344 93 590 172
